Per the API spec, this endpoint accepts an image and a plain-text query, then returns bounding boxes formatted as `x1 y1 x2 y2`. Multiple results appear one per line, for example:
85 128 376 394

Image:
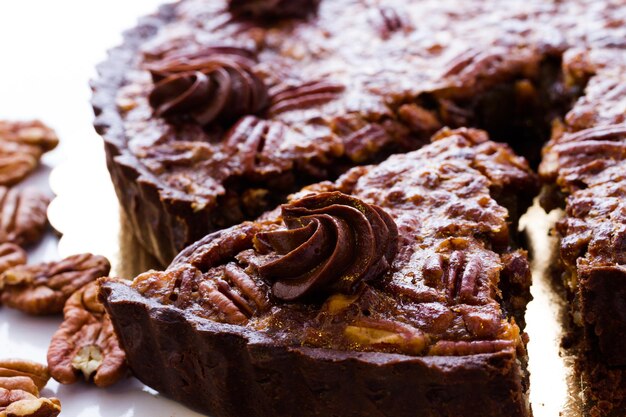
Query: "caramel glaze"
105 0 625 265
127 128 536 358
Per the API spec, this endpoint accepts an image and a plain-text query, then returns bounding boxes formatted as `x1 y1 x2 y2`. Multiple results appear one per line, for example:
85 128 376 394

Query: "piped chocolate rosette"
146 47 269 126
254 192 398 300
129 191 398 327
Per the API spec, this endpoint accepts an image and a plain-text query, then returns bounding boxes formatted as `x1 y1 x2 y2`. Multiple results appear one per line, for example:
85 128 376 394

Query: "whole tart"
101 128 537 417
93 0 626 414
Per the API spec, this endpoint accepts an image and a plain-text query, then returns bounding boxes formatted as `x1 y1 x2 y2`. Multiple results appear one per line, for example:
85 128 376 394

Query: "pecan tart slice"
101 129 537 417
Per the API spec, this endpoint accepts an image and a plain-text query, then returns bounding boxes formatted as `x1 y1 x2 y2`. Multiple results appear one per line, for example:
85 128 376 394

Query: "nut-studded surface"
0 359 60 417
0 187 50 247
93 0 625 265
0 121 59 186
0 253 111 315
48 280 126 387
102 128 537 417
0 244 27 280
0 360 49 392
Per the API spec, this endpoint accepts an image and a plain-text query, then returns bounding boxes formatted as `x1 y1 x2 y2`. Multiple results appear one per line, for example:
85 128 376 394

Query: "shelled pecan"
370 6 412 39
0 253 111 315
344 318 428 355
0 359 60 417
0 244 26 279
0 187 50 247
0 120 59 186
0 389 61 417
0 360 49 392
48 281 126 387
268 80 345 115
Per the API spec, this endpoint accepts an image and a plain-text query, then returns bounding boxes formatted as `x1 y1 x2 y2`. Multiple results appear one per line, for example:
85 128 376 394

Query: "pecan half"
0 187 50 247
0 360 49 392
0 359 59 417
0 389 61 417
223 116 290 177
343 318 428 355
268 80 345 115
370 6 412 39
48 281 126 387
0 253 111 315
0 244 26 282
0 121 59 186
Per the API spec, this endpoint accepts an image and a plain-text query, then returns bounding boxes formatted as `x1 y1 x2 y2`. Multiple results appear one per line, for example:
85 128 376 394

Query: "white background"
0 1 203 416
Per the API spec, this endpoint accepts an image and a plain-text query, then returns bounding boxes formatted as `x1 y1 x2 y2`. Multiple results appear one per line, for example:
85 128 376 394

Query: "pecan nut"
0 360 49 392
0 120 59 186
0 253 111 315
0 359 60 417
48 281 126 387
0 389 61 417
343 318 428 355
0 244 26 283
268 80 345 116
0 187 50 247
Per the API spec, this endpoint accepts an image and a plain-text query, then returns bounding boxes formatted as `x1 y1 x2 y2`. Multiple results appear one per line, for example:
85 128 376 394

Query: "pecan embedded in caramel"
0 244 26 282
0 360 49 392
223 116 291 177
0 253 111 315
0 187 50 247
0 121 59 186
344 318 428 355
268 80 345 116
370 6 411 39
341 124 391 163
48 281 126 387
133 261 270 325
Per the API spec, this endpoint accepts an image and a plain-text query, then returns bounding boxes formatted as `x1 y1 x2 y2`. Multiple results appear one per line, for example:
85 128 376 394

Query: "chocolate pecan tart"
93 0 626 414
539 67 626 414
92 0 591 265
101 128 537 417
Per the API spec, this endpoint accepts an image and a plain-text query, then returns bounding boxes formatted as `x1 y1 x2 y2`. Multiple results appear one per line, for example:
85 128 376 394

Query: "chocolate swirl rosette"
228 0 321 19
147 47 269 127
128 191 398 327
254 191 399 300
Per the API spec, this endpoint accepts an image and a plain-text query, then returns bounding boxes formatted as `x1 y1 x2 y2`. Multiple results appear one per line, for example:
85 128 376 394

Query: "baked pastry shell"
101 279 530 417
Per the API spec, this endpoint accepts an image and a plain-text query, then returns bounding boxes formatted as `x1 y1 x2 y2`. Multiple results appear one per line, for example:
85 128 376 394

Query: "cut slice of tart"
101 128 537 417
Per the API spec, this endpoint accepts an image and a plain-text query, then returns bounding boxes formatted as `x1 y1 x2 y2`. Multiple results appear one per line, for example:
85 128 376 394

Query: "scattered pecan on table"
48 280 127 387
0 120 59 186
0 359 61 417
0 244 27 277
0 253 111 315
0 186 50 247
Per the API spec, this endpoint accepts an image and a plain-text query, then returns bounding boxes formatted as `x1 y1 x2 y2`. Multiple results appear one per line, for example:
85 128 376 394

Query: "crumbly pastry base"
101 280 529 417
